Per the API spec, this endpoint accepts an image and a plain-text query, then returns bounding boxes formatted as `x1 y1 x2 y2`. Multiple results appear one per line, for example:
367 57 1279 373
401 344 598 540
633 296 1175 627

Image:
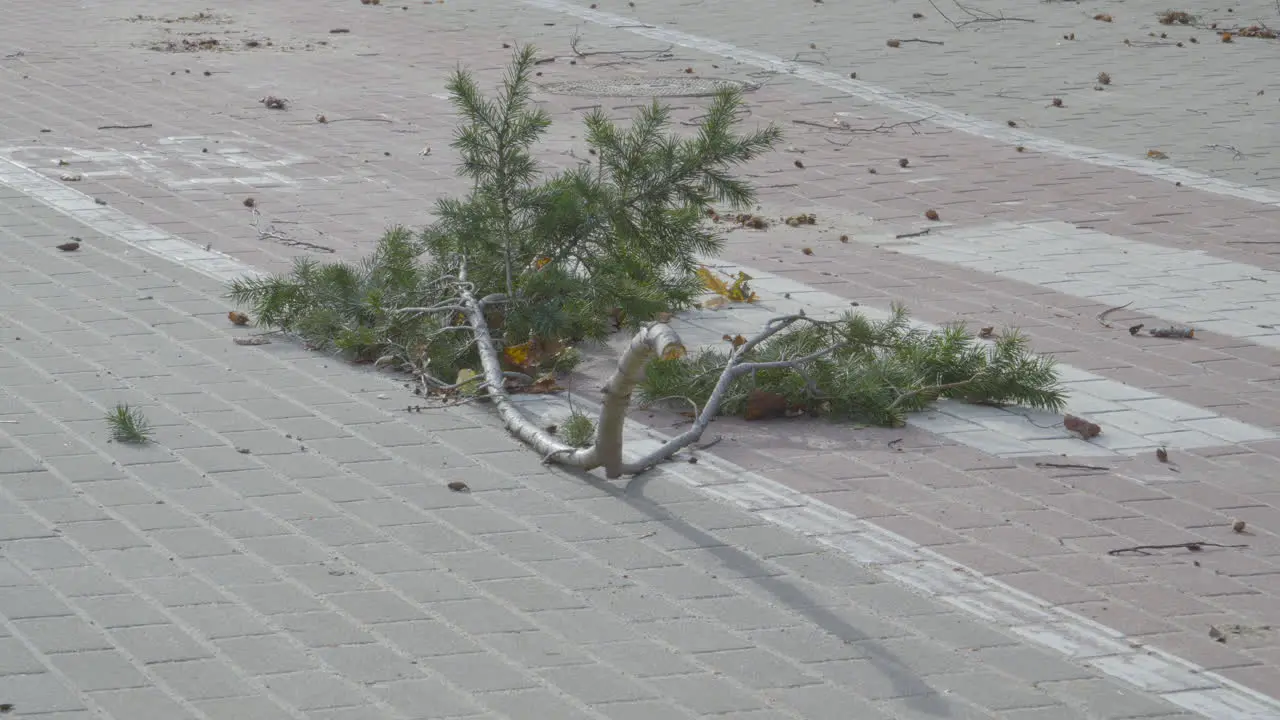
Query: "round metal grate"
537 76 758 98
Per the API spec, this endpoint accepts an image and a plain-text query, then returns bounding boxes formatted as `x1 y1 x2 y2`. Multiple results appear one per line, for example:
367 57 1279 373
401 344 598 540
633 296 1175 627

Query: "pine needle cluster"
640 307 1065 427
227 46 1064 428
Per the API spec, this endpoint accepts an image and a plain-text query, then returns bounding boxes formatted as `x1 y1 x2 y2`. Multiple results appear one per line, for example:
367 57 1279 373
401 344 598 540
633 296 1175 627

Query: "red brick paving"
1 0 1279 696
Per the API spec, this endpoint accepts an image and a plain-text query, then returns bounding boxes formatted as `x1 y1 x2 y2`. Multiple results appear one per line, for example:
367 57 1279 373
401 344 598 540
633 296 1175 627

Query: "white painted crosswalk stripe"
683 260 1275 457
871 220 1280 348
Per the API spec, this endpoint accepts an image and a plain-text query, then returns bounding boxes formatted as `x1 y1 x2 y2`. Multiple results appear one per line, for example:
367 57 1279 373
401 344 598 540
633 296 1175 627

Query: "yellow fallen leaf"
661 344 687 360
696 266 758 303
454 368 481 395
503 341 533 371
696 266 730 296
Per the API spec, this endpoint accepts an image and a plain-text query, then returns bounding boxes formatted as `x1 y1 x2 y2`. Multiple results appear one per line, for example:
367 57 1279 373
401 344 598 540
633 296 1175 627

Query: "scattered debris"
1149 326 1194 339
1209 625 1227 643
59 173 83 182
895 228 931 239
928 0 1034 28
1035 461 1110 471
887 38 945 46
1158 10 1194 25
1156 446 1169 463
1107 541 1248 556
1064 414 1102 439
1232 519 1247 533
899 158 910 168
1096 71 1111 85
261 95 288 110
1204 143 1250 160
330 28 350 33
148 37 222 53
924 209 940 221
1128 323 1144 335
794 159 805 168
1051 97 1064 107
1147 149 1169 160
1096 301 1133 328
978 326 996 339
249 208 335 253
1094 13 1113 22
97 123 153 130
56 241 81 252
785 213 817 226
447 481 470 492
233 336 271 346
697 266 758 303
94 198 107 205
744 389 791 421
1234 25 1278 39
228 311 251 326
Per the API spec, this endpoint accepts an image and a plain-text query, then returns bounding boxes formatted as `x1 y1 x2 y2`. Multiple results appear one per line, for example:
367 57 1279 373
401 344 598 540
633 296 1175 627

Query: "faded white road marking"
868 220 1280 350
4 133 341 192
3 153 1277 719
519 0 1280 210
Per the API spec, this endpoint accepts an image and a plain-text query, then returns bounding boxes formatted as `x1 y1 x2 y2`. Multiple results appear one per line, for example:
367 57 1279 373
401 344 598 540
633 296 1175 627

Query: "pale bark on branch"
454 261 839 478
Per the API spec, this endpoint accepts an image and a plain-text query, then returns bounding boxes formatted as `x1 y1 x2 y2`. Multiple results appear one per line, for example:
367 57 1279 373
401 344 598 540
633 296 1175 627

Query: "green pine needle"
561 411 596 448
105 404 153 444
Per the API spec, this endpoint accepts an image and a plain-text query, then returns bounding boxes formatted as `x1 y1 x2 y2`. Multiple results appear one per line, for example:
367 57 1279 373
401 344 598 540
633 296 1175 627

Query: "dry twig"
249 208 335 253
793 117 934 146
1108 541 1248 556
569 29 672 64
1096 301 1133 328
927 0 1034 27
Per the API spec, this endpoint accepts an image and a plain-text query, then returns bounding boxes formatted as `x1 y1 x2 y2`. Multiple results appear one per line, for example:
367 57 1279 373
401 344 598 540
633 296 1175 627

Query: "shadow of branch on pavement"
569 469 956 718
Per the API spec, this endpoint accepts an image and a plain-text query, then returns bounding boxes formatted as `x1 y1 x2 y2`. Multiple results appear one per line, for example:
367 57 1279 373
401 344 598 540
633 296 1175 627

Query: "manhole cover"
538 77 759 98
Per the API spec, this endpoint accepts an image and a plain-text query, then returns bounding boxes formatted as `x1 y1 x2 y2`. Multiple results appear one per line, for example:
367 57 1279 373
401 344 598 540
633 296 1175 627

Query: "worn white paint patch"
871 220 1280 349
682 260 1276 457
4 132 340 191
520 0 1280 210
0 157 262 284
3 152 1278 720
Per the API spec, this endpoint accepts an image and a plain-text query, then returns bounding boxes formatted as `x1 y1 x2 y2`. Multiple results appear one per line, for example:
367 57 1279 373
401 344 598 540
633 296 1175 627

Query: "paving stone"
89 687 196 719
0 15 1277 716
47 649 149 692
109 624 213 664
370 676 483 718
149 659 251 701
216 635 318 676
